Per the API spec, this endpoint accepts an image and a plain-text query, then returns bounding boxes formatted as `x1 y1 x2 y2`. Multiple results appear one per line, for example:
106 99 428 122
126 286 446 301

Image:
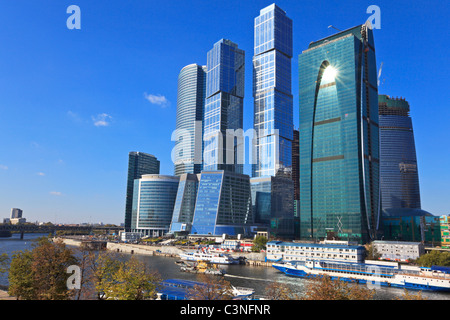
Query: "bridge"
0 223 123 239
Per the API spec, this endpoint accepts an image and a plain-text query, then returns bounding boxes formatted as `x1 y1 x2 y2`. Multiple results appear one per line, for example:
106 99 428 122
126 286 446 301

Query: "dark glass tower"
298 23 380 244
379 94 421 210
252 4 293 178
203 39 245 173
124 152 160 232
173 64 207 176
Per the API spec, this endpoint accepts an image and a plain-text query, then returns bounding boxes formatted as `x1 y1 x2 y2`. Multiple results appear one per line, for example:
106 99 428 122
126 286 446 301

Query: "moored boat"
180 249 239 265
272 260 450 292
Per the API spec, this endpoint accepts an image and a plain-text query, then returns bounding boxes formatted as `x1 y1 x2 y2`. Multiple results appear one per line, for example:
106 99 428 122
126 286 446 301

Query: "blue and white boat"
272 260 450 292
180 249 239 265
157 279 255 300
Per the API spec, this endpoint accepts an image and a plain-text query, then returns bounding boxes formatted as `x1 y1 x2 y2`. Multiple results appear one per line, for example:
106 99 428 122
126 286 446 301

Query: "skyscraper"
252 4 293 178
298 23 380 244
203 39 245 173
169 173 200 235
124 152 160 232
250 175 294 239
190 170 253 236
173 64 207 176
379 94 421 210
131 174 179 237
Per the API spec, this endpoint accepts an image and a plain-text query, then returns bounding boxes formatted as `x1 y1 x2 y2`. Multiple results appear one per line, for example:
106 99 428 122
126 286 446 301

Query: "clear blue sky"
0 0 448 224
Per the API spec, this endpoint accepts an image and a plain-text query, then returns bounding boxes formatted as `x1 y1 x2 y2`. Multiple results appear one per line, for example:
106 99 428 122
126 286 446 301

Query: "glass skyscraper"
252 4 293 178
298 23 380 244
379 94 421 210
173 64 207 176
131 174 179 237
203 39 245 173
251 175 294 239
124 152 160 232
169 173 200 235
190 170 253 236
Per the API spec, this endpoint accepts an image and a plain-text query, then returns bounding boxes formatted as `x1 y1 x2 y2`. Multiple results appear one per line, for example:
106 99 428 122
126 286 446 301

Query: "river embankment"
57 237 271 266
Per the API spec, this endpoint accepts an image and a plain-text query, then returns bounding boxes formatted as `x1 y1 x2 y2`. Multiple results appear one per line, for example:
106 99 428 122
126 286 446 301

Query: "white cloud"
92 113 113 127
0 165 8 170
37 172 45 176
50 191 62 196
144 93 169 107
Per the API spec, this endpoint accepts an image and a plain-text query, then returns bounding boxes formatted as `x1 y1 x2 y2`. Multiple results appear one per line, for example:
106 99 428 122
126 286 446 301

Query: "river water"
1 233 449 300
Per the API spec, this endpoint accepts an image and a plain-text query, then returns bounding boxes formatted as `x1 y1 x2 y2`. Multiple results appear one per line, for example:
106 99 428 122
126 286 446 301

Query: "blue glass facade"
378 95 421 210
253 4 293 178
190 171 253 236
174 64 207 176
124 152 160 232
251 175 294 239
169 173 200 234
131 174 179 237
298 24 380 244
203 39 245 173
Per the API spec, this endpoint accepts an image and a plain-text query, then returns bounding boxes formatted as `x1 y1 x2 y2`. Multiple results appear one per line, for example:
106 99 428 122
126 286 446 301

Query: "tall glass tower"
203 39 245 173
124 152 160 232
298 23 380 244
173 64 207 176
131 174 179 237
379 95 421 210
252 4 293 178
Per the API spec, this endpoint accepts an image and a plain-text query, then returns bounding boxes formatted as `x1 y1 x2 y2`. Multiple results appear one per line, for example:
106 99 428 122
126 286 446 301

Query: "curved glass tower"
252 4 293 178
173 64 207 176
298 23 380 244
379 95 421 210
131 174 179 237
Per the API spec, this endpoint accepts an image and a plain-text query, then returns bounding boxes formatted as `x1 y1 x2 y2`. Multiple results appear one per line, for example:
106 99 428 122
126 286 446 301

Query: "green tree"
8 237 78 300
108 256 161 300
416 250 450 268
0 253 8 274
252 235 268 252
365 244 381 260
92 251 122 300
93 254 161 300
8 250 35 300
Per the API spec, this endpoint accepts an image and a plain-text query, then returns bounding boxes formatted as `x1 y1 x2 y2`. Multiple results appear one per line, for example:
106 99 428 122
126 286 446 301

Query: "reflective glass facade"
169 173 200 234
191 171 253 236
298 24 380 244
253 4 293 178
251 176 294 239
131 174 179 237
124 152 160 232
378 95 421 210
174 64 207 176
203 39 245 173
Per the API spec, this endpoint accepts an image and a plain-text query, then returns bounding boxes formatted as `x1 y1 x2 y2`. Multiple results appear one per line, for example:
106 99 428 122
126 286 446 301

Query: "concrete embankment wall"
107 242 184 257
58 238 270 264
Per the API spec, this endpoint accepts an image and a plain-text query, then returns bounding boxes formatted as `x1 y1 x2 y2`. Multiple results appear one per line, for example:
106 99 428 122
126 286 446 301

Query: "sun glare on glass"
322 66 337 82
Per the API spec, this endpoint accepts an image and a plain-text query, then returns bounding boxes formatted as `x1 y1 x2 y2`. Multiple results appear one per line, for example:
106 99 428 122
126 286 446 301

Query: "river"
1 234 449 300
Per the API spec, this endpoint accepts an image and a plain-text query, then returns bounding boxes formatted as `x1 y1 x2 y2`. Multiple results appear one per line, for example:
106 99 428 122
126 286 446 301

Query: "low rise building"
266 240 365 263
371 240 424 262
